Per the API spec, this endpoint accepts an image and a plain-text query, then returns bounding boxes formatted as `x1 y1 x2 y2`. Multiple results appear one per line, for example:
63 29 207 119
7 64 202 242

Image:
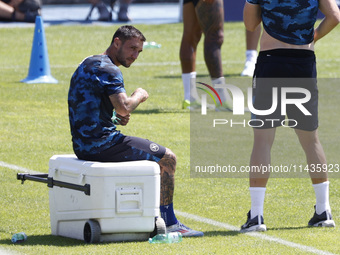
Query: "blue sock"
160 203 178 226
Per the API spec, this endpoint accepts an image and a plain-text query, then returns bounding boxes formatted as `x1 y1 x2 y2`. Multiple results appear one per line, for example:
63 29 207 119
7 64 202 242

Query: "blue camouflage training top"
68 54 125 156
246 0 319 45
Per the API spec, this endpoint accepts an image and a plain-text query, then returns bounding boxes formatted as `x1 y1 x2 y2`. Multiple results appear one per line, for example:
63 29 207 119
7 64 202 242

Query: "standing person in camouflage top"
68 25 203 237
240 0 340 232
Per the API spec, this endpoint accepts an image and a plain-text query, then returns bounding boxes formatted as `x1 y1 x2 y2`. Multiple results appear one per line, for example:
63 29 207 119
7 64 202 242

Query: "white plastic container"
48 154 161 243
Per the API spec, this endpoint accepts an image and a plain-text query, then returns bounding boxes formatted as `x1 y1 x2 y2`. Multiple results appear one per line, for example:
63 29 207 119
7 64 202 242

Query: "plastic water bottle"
111 111 120 125
11 232 27 243
143 41 161 49
148 232 182 244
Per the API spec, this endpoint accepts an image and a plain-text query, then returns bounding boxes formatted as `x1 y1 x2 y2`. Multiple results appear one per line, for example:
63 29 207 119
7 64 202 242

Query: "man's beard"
116 48 132 68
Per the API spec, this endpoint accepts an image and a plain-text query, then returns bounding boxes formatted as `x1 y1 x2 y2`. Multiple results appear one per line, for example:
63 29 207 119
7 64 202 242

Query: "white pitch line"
2 58 340 70
0 161 41 174
175 210 337 255
1 161 337 255
0 248 18 255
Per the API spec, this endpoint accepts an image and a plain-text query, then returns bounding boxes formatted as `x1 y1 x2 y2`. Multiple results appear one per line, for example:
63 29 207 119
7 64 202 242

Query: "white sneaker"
241 60 256 77
167 221 204 237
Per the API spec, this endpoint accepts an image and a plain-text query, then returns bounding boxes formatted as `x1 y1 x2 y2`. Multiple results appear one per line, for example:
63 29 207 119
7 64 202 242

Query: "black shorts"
251 49 318 131
76 136 166 163
183 0 199 7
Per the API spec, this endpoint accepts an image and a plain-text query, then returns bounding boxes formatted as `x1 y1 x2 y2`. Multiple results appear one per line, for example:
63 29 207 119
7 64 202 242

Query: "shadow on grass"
0 235 85 247
133 108 187 114
203 230 241 237
267 226 310 231
0 235 149 246
201 225 311 237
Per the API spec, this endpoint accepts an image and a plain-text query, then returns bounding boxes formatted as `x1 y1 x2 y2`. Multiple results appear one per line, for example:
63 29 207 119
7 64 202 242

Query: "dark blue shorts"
76 136 166 163
183 0 199 7
251 49 318 131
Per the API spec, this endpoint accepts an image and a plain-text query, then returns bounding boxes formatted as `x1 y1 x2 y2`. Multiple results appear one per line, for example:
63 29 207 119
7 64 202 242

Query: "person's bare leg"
180 2 202 105
295 128 334 226
158 148 176 206
195 0 224 79
158 148 204 236
241 128 275 232
295 129 328 184
240 128 276 232
195 0 233 107
0 1 25 21
249 128 276 187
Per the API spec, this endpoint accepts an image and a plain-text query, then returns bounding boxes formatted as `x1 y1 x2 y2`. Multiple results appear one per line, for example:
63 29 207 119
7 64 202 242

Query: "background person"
87 0 132 22
117 0 131 22
0 0 40 22
68 25 203 237
179 0 232 110
241 0 340 232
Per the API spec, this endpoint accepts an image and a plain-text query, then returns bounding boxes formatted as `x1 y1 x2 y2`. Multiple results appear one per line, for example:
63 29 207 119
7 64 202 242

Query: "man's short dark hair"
111 25 146 45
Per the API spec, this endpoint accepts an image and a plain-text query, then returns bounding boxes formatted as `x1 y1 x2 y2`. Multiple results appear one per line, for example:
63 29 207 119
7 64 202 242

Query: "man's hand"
131 88 149 103
110 88 149 116
114 113 130 126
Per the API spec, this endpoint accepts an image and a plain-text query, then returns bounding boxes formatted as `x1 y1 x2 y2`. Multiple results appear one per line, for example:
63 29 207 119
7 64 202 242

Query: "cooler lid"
49 155 160 177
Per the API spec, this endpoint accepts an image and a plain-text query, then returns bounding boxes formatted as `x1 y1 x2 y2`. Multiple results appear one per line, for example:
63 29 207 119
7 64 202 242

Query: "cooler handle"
16 173 91 196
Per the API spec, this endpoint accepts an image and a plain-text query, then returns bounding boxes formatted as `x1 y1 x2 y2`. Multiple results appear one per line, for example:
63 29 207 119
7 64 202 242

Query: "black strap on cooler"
17 173 91 196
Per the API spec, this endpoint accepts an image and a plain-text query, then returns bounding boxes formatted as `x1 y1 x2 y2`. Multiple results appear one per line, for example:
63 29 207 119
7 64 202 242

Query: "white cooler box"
48 154 164 243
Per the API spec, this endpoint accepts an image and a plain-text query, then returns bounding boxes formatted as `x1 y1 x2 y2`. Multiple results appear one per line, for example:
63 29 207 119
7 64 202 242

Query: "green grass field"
0 20 340 255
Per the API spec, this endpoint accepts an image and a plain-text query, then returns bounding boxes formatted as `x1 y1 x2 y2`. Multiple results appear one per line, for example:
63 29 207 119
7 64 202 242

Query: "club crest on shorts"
150 143 159 152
